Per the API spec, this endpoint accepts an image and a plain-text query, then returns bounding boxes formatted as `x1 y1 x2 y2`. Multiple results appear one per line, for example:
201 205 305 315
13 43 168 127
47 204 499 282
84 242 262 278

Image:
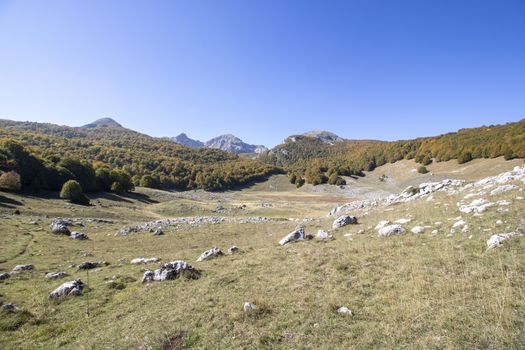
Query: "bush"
328 173 346 186
0 171 22 191
95 168 112 191
288 172 297 184
110 170 134 192
295 177 305 188
417 166 429 174
60 180 90 205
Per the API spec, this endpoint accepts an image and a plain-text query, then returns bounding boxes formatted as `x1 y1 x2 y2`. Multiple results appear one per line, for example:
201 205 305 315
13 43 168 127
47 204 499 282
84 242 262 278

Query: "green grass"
1 160 524 349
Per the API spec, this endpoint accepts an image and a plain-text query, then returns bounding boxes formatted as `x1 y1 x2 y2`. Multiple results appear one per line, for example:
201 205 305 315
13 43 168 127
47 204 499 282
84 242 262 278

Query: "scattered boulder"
11 264 33 274
78 261 106 270
337 306 353 315
332 215 357 229
70 231 89 240
48 279 85 298
316 230 330 239
153 228 164 236
227 246 239 254
196 247 223 262
50 219 71 235
487 232 523 249
452 220 467 228
0 273 10 280
142 260 199 283
45 272 69 280
378 224 405 237
131 257 159 264
411 226 425 234
279 227 305 246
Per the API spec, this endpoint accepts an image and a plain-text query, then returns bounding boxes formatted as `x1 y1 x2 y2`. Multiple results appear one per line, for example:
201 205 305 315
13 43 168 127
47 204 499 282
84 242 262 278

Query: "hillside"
0 119 280 192
172 133 268 154
260 119 525 184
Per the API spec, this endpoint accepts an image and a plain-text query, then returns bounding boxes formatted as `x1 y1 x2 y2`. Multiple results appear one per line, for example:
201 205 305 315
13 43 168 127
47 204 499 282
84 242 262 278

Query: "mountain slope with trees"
260 119 525 186
0 119 281 192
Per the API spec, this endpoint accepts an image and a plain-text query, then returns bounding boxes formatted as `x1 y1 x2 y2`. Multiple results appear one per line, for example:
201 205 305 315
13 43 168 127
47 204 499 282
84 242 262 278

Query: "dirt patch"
160 332 186 350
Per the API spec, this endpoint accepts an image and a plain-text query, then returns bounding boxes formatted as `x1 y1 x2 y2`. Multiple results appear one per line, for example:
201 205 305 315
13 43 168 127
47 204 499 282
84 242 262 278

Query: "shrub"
111 181 125 193
60 180 90 205
328 173 346 186
417 166 429 174
295 177 305 188
0 171 22 191
288 172 297 184
95 168 112 191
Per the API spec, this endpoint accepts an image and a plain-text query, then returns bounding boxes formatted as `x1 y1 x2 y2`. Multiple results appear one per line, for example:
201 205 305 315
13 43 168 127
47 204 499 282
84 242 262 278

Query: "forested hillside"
260 119 525 186
0 119 281 192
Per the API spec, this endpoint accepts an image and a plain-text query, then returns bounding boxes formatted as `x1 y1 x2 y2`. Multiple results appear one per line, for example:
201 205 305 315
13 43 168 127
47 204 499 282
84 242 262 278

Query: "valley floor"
1 157 525 349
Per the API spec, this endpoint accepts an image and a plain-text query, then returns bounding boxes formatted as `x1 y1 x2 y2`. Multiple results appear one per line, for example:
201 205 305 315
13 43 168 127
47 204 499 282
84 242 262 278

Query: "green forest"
0 119 281 194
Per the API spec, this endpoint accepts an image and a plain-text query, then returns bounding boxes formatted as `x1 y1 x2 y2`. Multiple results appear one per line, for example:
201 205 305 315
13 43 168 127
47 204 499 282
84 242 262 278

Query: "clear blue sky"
0 0 524 147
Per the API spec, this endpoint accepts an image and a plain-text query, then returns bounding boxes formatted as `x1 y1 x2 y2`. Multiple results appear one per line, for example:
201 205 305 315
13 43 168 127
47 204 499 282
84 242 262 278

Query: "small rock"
337 306 353 315
431 230 438 234
48 279 85 298
316 230 330 239
411 226 425 234
1 303 19 312
394 218 411 224
496 220 503 225
70 231 89 240
332 215 358 229
375 221 390 231
452 220 467 228
153 228 164 236
130 257 159 264
279 227 305 246
11 264 33 274
487 232 523 249
243 302 256 312
227 246 239 254
78 261 105 270
378 224 405 237
196 247 223 262
50 219 71 235
0 273 10 280
45 271 69 280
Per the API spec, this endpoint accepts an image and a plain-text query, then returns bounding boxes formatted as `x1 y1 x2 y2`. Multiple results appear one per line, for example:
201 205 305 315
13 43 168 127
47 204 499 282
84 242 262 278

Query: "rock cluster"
487 232 523 249
142 261 199 283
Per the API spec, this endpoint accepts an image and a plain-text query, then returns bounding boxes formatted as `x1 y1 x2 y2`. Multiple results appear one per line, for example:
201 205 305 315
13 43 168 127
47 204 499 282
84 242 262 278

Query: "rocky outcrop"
205 134 267 154
48 279 85 298
171 133 204 147
332 215 357 229
279 227 305 246
11 264 33 274
196 247 223 262
142 261 199 283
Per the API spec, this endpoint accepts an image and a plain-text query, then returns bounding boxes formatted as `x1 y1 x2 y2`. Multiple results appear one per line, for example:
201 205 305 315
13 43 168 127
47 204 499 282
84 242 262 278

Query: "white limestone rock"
279 227 305 246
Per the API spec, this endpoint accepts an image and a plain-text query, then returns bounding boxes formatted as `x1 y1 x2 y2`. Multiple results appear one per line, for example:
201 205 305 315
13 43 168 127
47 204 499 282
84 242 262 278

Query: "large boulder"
196 247 223 262
332 215 357 229
48 279 85 298
142 260 199 283
50 219 71 235
378 224 406 237
279 227 305 246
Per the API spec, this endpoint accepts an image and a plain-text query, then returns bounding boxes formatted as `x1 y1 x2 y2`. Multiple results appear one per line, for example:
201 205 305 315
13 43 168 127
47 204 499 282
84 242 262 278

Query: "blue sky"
0 0 524 147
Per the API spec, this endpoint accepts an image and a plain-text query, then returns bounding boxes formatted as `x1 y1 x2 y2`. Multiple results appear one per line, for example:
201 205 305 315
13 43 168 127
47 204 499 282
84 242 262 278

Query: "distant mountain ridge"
82 117 122 128
171 133 268 154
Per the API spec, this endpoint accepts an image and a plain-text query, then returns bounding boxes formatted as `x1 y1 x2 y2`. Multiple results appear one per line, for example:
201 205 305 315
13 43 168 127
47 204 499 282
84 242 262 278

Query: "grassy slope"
0 158 524 349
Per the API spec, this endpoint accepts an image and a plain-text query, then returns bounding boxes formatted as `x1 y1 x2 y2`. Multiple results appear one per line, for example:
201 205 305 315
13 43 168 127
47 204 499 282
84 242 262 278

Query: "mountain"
82 117 122 128
205 134 268 154
172 133 204 148
301 131 345 144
